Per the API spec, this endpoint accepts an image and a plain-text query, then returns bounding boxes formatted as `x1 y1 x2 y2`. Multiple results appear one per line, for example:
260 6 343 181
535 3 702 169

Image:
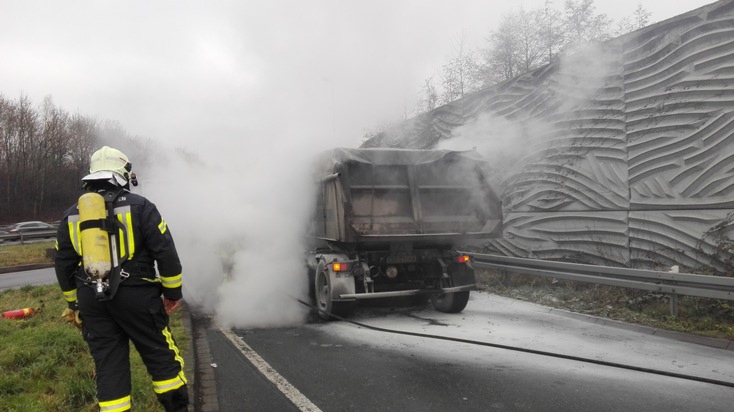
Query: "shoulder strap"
98 188 128 301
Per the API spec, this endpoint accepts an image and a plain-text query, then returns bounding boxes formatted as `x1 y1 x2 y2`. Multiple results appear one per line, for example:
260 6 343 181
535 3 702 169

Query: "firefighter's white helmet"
82 146 133 186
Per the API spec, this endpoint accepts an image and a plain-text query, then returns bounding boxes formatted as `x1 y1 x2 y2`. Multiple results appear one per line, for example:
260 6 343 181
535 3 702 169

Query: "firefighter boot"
156 385 189 412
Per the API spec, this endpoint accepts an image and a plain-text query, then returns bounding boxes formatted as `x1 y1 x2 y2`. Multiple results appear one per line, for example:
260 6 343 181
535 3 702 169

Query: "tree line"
0 94 148 224
414 0 651 114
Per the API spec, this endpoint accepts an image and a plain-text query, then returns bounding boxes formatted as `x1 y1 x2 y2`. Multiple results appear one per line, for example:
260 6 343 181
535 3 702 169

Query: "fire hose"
294 297 734 389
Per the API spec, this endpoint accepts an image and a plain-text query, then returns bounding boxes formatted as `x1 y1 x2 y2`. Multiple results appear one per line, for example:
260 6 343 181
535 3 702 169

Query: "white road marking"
220 328 323 412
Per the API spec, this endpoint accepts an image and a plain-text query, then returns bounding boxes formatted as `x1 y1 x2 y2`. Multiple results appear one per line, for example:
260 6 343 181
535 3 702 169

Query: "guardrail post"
669 293 679 317
502 270 511 287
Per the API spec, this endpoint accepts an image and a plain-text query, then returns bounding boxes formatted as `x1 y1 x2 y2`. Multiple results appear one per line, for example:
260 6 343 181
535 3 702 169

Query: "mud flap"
450 264 476 288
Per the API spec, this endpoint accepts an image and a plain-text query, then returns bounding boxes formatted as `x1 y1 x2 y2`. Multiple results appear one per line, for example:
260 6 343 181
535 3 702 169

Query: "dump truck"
307 148 502 320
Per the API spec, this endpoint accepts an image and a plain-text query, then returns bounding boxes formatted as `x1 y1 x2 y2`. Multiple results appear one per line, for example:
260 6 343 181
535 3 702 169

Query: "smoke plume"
142 137 341 328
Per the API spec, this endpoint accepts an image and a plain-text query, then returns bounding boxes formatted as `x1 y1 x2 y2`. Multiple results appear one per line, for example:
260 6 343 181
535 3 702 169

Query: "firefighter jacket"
55 189 183 308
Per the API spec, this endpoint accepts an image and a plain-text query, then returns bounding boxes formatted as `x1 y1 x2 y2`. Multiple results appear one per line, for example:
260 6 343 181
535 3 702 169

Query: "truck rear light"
331 262 348 272
456 255 471 263
386 265 398 278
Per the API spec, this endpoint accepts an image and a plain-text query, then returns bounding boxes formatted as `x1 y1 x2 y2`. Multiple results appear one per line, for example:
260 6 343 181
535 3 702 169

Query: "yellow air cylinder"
78 192 112 280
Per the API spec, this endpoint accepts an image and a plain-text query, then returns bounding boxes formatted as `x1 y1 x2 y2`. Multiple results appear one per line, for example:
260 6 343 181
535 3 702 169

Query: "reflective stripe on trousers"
99 395 131 411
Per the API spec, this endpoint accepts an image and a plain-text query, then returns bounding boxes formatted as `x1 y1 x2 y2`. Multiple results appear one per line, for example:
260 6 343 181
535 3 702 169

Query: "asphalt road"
4 268 733 411
202 295 734 412
0 266 56 292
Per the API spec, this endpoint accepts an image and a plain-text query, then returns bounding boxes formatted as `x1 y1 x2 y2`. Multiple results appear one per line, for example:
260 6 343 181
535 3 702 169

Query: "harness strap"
96 188 127 300
79 217 117 233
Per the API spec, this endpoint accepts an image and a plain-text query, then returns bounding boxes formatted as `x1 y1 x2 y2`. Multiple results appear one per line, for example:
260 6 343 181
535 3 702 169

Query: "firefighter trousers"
77 282 188 411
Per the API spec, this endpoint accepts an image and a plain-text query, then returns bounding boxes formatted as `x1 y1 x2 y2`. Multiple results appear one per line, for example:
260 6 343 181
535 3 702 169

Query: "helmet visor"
82 170 128 186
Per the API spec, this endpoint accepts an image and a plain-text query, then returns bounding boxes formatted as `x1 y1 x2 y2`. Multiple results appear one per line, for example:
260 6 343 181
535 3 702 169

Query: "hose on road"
296 297 734 389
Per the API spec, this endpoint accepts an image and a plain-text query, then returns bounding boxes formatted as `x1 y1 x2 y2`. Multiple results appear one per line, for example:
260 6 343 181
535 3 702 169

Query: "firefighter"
55 146 188 412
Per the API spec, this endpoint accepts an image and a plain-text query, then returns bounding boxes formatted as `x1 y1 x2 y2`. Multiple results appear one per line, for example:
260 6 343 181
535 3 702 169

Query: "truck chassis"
307 148 502 320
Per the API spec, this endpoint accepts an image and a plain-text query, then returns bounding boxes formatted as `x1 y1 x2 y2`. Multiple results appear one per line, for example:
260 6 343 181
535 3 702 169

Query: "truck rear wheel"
314 262 352 321
430 291 470 313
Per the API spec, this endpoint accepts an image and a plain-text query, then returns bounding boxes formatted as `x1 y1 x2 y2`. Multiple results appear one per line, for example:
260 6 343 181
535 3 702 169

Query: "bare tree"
415 76 439 115
516 7 546 73
15 95 40 206
615 2 653 35
406 1 648 126
439 32 482 104
37 96 71 215
0 93 163 222
0 94 42 220
538 0 566 64
479 6 552 87
0 94 15 221
68 113 100 179
563 0 613 46
481 13 521 86
479 0 614 86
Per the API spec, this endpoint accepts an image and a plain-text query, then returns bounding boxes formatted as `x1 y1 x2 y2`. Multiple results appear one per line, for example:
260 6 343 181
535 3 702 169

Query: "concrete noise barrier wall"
363 0 734 273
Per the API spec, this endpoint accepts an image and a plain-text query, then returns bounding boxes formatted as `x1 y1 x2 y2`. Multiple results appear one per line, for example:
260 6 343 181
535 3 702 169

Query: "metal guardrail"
0 230 57 244
462 252 734 316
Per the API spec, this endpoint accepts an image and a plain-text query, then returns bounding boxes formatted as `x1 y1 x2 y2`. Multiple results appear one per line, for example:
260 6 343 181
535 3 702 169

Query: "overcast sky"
0 0 717 153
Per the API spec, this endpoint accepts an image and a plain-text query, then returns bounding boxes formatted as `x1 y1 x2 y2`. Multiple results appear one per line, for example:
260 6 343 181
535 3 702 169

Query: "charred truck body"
307 148 502 320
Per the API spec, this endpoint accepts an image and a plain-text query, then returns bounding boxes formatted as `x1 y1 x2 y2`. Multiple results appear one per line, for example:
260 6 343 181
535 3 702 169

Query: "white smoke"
142 40 620 333
438 112 530 170
142 136 341 328
437 42 619 182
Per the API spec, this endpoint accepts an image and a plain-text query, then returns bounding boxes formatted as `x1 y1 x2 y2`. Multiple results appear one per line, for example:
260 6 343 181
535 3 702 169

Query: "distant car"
0 221 57 243
5 221 56 233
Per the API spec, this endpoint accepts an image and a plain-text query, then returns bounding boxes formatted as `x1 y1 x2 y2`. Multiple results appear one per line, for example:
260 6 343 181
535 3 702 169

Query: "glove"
163 298 180 314
61 308 83 330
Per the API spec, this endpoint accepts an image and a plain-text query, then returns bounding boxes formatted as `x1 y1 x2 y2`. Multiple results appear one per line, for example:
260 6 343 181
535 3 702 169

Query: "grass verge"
476 269 734 341
0 241 55 267
0 285 189 411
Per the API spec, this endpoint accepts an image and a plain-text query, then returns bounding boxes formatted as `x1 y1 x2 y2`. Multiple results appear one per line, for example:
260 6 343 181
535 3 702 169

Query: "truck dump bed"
311 148 502 246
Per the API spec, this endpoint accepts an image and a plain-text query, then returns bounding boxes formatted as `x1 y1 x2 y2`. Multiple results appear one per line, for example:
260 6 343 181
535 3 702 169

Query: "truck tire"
314 261 352 321
430 291 470 313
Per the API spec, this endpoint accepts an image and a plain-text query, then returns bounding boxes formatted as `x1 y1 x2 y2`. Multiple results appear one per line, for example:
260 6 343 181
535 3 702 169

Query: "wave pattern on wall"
364 0 734 273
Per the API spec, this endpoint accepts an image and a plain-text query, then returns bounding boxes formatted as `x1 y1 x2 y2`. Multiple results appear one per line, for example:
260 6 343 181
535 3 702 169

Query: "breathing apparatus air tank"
78 192 113 298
